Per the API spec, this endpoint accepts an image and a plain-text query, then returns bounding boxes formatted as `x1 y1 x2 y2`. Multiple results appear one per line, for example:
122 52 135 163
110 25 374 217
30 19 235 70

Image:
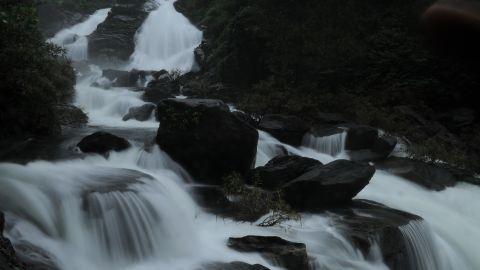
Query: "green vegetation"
0 0 75 140
223 172 299 226
178 0 480 171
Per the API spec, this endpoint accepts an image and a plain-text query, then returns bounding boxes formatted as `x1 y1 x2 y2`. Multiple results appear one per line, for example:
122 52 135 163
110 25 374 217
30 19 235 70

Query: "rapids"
2 1 480 270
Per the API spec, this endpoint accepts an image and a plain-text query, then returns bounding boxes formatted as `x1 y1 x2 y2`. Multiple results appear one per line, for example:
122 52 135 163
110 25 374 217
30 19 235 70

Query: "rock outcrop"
156 99 258 184
282 160 375 210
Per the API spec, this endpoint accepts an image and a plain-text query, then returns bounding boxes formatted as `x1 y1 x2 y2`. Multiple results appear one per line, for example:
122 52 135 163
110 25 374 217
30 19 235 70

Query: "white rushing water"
129 0 203 72
49 8 110 61
2 3 480 270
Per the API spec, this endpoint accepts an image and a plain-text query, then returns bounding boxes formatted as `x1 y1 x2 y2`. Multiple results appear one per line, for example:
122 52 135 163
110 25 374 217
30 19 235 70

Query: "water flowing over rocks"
228 236 309 270
246 155 321 190
156 98 258 184
331 200 423 270
375 157 458 191
77 132 131 155
122 104 156 122
257 115 310 146
88 0 149 62
282 160 375 210
1 212 25 270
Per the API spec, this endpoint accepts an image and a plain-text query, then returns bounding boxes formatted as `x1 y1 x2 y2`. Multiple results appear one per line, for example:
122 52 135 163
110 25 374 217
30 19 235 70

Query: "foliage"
222 172 299 226
179 0 480 171
0 0 75 140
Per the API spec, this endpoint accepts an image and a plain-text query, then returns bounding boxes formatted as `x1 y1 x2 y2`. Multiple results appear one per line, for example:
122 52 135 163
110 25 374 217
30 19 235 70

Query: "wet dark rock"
199 261 270 270
345 126 397 162
53 104 88 126
194 41 208 69
143 74 179 103
232 111 258 127
282 160 375 210
258 114 310 146
88 0 149 62
228 236 308 270
156 99 258 184
77 132 131 155
102 69 153 88
122 104 156 122
1 212 25 270
189 185 232 215
376 157 457 191
247 155 321 190
331 200 422 270
314 112 350 127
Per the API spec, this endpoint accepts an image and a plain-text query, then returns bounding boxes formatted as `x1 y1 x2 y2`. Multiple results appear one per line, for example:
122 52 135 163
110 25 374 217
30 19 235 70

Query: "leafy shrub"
0 1 75 140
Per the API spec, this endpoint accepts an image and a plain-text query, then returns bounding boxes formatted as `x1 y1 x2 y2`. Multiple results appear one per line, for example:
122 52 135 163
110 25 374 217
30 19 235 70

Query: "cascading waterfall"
2 2 480 269
399 220 442 270
357 171 479 269
302 131 348 158
129 0 203 72
49 8 110 61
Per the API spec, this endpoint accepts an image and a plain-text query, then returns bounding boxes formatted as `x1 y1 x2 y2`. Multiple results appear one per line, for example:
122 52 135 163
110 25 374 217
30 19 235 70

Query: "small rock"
199 261 270 270
77 132 130 155
122 104 156 122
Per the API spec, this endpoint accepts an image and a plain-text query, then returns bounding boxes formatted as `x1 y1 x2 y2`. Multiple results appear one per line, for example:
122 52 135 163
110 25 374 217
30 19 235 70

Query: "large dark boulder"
156 99 258 184
282 160 375 210
247 155 321 190
199 262 270 270
189 185 232 216
88 0 148 62
345 126 397 162
331 200 423 270
228 236 309 270
122 104 156 121
375 157 457 191
77 132 131 155
258 114 310 146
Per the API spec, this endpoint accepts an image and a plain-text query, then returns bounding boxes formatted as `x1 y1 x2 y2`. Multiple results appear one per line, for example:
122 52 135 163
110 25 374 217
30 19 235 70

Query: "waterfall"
129 0 203 72
357 171 478 269
302 131 348 157
49 8 110 61
399 220 443 270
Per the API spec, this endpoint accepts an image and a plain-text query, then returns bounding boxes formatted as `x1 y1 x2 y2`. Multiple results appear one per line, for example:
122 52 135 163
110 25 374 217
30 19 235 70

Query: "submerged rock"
199 261 270 270
228 236 309 270
375 157 457 191
77 132 131 155
122 104 156 122
258 114 310 146
156 98 258 184
247 155 321 190
282 160 375 210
